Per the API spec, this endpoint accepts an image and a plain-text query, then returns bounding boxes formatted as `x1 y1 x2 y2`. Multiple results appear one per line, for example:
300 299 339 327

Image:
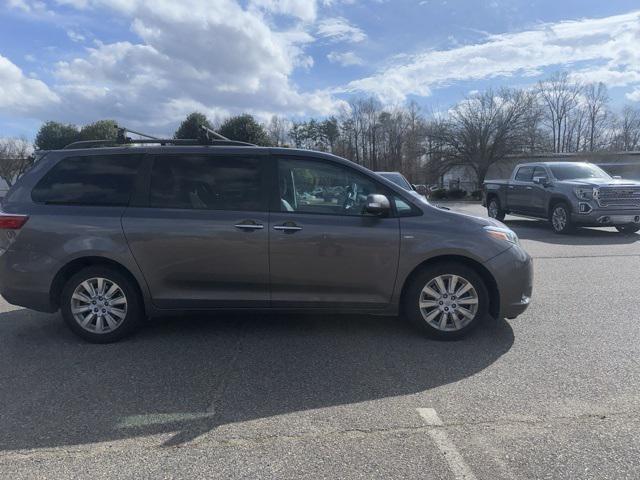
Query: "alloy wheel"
419 274 479 331
552 206 567 232
488 200 499 218
70 277 128 333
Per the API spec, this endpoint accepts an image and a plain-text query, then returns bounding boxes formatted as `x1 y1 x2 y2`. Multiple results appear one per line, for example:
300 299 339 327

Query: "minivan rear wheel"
403 262 489 339
60 266 143 343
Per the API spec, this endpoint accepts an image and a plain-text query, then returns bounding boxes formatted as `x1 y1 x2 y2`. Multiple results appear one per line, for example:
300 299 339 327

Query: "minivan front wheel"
403 262 489 339
61 266 143 343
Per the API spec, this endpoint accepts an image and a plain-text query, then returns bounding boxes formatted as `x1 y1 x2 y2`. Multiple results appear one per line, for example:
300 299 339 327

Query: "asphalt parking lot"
1 202 639 479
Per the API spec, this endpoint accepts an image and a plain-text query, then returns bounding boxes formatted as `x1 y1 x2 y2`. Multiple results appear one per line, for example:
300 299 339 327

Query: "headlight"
574 187 594 200
484 226 519 245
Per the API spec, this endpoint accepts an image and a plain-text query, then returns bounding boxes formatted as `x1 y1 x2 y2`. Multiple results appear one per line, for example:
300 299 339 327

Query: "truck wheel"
60 266 143 343
403 262 489 340
549 202 574 234
487 197 505 221
616 224 640 234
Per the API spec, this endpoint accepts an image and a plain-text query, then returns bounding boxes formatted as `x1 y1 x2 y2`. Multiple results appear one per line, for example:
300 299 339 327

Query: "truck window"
532 166 547 180
515 166 534 182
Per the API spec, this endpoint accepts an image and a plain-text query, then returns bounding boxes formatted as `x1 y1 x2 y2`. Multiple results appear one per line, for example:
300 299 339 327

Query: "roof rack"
63 125 256 149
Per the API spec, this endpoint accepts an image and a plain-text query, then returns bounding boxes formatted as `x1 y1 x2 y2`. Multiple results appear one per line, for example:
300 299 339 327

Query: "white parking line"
417 408 477 480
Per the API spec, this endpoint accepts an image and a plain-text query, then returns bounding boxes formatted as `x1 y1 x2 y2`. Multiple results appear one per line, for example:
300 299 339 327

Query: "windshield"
549 163 611 181
377 172 412 190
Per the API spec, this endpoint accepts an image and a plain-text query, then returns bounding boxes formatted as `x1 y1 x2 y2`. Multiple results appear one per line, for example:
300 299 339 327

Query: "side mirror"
533 176 549 186
365 194 391 216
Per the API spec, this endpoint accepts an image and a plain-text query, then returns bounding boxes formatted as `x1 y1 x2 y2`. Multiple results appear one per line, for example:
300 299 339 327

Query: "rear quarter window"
31 154 141 206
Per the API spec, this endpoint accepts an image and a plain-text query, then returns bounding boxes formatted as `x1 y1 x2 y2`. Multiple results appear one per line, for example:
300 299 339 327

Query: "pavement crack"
4 408 639 460
206 324 246 416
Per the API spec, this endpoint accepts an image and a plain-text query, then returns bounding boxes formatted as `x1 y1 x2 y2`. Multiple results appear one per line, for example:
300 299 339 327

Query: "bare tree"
565 104 587 152
266 115 291 147
432 88 534 187
403 101 426 181
612 106 640 151
584 82 610 151
521 94 550 153
538 72 583 153
0 138 33 188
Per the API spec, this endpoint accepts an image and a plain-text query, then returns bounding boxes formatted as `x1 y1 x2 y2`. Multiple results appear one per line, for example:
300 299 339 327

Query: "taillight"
0 213 29 229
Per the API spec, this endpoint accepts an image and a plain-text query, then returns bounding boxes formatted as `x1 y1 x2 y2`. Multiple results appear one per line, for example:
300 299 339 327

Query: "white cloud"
6 0 39 12
0 55 60 114
4 0 347 131
327 51 364 66
317 16 366 43
66 29 85 42
321 0 357 6
627 88 640 102
346 10 640 103
248 0 318 22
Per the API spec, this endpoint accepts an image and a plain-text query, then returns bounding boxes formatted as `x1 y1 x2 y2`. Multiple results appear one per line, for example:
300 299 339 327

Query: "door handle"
526 186 533 190
508 186 514 189
234 223 264 230
273 224 302 232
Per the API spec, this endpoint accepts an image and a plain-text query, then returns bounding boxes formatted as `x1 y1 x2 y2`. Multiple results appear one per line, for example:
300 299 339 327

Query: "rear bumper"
485 245 533 320
0 248 60 313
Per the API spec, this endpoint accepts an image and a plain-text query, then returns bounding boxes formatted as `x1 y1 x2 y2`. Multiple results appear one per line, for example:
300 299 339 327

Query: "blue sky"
2 0 640 139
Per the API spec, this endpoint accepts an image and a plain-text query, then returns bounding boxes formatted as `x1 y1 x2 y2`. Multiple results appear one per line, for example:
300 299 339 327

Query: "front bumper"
571 203 640 226
485 244 533 320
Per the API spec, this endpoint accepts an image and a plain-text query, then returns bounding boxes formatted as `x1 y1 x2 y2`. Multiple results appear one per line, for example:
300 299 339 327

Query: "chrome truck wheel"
550 203 573 234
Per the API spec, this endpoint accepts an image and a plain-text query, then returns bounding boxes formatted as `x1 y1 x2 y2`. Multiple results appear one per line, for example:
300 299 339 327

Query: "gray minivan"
0 140 532 342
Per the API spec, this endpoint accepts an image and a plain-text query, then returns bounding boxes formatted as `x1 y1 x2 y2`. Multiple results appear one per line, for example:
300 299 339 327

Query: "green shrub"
470 190 483 200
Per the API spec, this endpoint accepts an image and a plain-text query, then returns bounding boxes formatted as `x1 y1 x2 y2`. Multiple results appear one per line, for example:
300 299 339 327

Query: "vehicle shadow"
0 309 513 451
502 218 639 245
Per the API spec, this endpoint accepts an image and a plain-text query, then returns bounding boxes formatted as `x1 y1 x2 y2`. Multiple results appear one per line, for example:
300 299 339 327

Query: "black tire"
549 202 574 234
487 196 506 221
403 262 489 340
616 224 640 234
60 266 143 343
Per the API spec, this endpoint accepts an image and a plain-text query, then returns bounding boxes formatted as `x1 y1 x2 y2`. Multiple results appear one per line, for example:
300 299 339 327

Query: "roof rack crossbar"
120 127 159 140
199 125 230 141
63 124 256 149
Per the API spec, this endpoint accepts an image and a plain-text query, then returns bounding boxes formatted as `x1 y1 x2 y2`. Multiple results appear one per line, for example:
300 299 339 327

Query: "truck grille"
596 186 640 207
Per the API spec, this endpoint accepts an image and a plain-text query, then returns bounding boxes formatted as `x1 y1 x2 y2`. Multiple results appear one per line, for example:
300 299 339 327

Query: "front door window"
278 158 385 216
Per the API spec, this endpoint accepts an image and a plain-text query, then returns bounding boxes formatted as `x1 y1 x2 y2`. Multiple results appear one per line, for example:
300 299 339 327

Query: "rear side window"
515 166 534 182
32 155 141 206
148 155 264 211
